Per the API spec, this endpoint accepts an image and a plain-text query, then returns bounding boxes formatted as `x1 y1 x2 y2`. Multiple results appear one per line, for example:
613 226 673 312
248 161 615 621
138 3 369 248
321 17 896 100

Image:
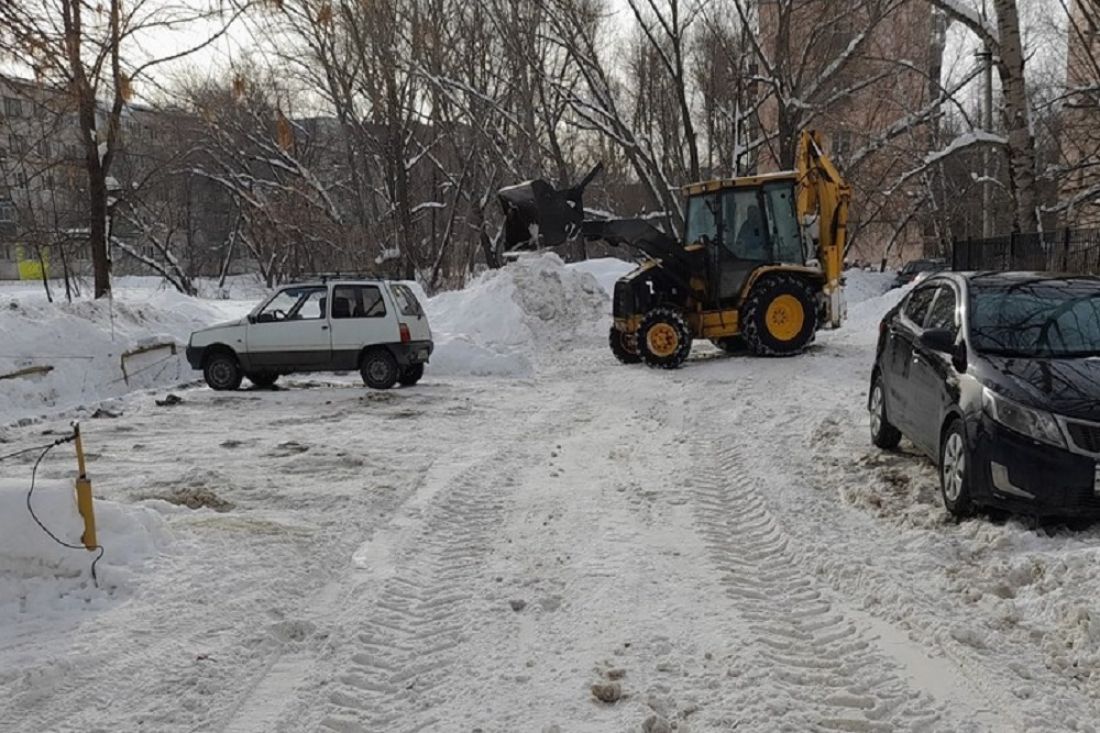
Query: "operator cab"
682 172 808 304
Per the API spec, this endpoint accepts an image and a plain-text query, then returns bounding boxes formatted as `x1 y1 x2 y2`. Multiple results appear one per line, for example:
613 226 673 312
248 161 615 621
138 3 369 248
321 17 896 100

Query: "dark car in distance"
892 258 947 289
869 272 1100 519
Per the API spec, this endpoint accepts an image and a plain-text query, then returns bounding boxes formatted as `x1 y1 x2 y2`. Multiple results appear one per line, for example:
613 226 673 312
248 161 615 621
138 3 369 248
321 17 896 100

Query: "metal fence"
952 228 1100 274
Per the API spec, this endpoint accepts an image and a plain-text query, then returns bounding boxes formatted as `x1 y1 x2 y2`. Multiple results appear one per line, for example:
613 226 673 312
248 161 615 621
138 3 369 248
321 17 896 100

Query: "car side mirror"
247 314 256 324
919 328 955 354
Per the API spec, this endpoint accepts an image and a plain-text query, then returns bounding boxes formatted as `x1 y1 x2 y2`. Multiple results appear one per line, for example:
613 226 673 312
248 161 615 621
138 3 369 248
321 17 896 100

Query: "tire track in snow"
687 416 972 732
270 386 580 733
310 452 518 732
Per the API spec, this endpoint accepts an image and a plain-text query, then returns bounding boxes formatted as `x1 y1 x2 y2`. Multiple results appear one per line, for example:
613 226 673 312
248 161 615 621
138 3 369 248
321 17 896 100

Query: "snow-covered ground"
2 259 1099 732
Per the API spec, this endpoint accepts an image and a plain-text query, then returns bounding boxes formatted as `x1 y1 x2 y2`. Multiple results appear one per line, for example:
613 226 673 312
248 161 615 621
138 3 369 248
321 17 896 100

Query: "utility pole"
978 0 994 238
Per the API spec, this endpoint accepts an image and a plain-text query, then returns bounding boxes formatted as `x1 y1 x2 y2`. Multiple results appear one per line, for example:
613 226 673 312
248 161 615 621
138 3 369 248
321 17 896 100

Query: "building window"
8 134 24 155
3 97 21 118
0 199 15 224
37 140 50 159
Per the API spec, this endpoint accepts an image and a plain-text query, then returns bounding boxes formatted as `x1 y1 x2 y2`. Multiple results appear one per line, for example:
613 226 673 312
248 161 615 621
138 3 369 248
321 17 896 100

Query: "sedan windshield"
969 279 1100 358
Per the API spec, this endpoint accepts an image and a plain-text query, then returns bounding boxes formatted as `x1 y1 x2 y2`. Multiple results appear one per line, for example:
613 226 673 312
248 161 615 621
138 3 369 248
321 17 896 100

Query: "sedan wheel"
939 420 974 518
869 375 901 449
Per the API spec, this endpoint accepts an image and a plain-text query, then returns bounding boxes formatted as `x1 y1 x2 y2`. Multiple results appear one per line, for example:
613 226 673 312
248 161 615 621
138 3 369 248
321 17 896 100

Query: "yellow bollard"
72 422 98 550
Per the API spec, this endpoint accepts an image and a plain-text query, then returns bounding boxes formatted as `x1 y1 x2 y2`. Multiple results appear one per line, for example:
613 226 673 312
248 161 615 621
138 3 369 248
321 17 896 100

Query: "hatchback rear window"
390 283 424 317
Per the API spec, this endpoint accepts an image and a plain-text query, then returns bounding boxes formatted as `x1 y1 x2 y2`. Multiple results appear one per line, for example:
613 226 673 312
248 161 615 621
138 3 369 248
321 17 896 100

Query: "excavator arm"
796 130 850 328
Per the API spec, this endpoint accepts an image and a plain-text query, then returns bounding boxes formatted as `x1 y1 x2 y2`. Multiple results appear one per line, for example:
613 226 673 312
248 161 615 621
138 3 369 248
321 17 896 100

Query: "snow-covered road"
3 264 1100 732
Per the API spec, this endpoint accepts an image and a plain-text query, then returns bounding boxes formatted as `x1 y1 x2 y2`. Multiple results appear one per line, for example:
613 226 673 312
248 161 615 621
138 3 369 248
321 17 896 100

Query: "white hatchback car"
187 279 433 390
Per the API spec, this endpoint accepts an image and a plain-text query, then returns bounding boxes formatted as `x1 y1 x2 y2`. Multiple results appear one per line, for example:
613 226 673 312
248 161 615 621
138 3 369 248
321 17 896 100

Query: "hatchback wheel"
361 349 399 389
203 352 242 391
398 363 424 386
869 374 901 449
940 419 974 518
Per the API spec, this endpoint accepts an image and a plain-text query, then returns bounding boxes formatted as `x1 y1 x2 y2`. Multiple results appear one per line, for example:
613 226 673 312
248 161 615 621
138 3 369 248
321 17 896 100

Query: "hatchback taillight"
399 323 411 343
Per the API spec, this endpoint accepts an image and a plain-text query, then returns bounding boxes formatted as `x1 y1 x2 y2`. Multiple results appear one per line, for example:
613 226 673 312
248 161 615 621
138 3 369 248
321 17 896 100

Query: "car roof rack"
302 272 383 283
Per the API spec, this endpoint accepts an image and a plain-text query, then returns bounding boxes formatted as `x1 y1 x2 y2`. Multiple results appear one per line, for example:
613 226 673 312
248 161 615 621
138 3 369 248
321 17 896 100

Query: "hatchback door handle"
322 325 329 330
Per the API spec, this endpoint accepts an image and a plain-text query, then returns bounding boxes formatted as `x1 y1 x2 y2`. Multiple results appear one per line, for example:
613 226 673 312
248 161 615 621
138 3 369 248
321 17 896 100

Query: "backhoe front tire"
638 308 692 369
742 275 818 356
609 326 641 364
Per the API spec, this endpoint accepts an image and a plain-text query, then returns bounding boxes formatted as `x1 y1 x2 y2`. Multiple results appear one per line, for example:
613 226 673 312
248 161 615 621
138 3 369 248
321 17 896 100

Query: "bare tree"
0 0 247 297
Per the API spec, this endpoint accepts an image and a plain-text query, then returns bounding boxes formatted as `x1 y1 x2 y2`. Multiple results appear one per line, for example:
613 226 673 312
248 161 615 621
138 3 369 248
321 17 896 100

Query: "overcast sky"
133 0 1068 117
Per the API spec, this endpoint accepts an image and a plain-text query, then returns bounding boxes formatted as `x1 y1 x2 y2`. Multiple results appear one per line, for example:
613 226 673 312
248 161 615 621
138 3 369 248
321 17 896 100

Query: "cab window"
763 182 803 263
720 188 769 261
332 285 386 319
685 194 718 246
903 285 937 326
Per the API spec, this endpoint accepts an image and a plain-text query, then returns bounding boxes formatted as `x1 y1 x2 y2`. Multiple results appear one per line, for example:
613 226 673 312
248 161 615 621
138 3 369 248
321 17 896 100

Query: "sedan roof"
962 271 1100 287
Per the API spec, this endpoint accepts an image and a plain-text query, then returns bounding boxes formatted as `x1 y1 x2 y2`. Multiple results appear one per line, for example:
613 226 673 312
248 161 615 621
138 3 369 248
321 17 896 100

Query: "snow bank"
0 286 252 423
0 478 167 616
426 253 608 377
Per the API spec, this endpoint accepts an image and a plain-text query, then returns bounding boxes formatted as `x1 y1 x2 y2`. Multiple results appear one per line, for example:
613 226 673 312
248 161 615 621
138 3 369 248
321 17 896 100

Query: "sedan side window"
925 286 958 335
332 285 386 319
903 286 937 326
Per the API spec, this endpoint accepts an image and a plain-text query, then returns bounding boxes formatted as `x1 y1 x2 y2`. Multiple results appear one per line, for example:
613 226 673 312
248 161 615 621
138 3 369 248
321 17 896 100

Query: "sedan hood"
982 355 1100 422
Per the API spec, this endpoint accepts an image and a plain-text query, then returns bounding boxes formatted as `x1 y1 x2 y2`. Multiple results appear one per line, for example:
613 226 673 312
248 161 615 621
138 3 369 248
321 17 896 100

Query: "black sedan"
869 272 1100 519
892 258 947 289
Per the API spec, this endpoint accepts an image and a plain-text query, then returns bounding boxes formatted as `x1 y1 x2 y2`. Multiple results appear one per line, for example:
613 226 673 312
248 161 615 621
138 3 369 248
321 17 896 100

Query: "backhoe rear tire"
638 308 692 369
742 275 818 356
609 326 641 364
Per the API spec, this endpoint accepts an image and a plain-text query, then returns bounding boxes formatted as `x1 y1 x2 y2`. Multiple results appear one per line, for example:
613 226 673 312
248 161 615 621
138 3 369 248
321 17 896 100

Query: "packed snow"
2 260 1100 732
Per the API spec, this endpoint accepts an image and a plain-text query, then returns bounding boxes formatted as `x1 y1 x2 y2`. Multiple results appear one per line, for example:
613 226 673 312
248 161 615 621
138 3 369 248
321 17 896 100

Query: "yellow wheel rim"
646 322 680 357
765 294 805 342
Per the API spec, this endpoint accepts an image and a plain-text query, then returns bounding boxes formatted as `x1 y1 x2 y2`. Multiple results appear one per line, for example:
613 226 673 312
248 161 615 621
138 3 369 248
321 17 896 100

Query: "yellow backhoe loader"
491 130 850 368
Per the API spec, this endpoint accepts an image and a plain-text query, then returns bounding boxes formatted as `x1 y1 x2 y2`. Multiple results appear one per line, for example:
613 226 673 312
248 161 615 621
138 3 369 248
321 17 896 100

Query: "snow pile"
566 257 635 302
0 478 167 615
426 253 608 377
831 273 911 347
843 269 895 305
0 287 251 423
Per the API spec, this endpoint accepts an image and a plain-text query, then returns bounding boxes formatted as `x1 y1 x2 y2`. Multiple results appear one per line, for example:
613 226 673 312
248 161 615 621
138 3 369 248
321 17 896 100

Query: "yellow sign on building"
14 245 47 280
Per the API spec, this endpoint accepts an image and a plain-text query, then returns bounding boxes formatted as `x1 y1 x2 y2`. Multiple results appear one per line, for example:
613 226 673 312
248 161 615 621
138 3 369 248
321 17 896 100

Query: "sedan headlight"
982 387 1066 448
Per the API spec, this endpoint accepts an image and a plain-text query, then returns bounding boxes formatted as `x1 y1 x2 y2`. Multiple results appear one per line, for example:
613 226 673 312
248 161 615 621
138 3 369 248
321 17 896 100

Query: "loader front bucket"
495 163 604 255
497 179 583 252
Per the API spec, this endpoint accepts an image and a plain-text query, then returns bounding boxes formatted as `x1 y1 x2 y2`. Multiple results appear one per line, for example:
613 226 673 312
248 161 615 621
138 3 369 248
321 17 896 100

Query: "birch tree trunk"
992 0 1039 232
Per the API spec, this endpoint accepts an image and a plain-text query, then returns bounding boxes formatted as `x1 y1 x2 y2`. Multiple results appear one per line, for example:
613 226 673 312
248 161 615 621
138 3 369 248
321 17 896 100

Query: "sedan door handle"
321 325 329 330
